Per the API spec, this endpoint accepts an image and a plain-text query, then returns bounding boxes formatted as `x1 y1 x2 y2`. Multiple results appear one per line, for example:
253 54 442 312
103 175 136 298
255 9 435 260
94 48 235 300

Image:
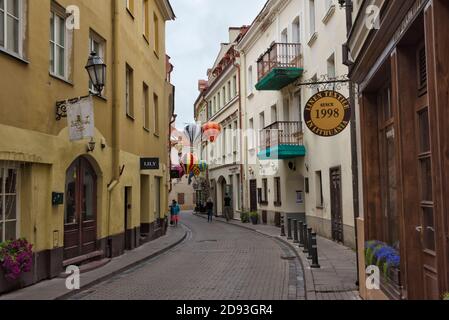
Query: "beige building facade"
0 0 175 294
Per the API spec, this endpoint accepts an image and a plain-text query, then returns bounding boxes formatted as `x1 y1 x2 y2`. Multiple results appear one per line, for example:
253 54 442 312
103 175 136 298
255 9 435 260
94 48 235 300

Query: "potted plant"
0 239 33 282
365 240 401 286
443 293 449 301
240 212 250 223
250 212 259 225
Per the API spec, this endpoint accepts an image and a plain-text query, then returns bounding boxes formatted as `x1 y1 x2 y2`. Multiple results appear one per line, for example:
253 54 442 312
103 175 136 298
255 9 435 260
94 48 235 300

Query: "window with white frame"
0 166 19 242
309 0 316 36
50 2 68 79
248 66 253 95
89 30 106 95
0 0 22 56
292 17 300 44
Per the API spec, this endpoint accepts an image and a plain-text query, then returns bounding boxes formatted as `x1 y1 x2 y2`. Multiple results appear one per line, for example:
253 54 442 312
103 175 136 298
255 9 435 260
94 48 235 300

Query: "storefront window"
0 167 18 242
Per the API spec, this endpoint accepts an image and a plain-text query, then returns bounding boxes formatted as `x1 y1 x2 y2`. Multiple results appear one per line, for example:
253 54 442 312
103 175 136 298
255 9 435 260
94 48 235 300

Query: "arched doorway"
64 157 98 261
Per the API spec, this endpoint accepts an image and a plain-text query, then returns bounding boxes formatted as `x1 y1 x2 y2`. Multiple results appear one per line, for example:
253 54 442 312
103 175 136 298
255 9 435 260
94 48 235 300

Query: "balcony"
255 43 303 91
258 121 306 160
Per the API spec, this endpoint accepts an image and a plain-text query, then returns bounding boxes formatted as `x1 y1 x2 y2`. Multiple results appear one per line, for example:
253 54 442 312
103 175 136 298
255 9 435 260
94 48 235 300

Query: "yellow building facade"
0 0 175 293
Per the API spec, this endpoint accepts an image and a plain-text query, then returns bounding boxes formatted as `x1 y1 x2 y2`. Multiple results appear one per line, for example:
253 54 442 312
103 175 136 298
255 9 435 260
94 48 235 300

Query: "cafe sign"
304 90 351 137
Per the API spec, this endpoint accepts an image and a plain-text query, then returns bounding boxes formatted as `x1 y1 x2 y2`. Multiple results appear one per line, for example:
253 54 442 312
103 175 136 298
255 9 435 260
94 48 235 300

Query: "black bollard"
311 232 321 268
280 215 286 237
307 228 313 260
298 221 304 248
302 223 309 254
293 219 299 243
287 218 292 240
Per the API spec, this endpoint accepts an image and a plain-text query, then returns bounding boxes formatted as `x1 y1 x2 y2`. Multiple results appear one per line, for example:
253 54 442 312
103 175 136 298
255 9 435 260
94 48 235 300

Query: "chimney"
198 80 208 92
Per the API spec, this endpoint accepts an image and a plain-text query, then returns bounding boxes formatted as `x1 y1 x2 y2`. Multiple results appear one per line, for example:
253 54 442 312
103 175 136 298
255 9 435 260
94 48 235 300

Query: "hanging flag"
67 96 95 141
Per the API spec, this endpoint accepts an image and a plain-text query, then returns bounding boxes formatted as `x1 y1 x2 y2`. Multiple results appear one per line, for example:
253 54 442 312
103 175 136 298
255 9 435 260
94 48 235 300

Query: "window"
261 179 268 204
292 17 300 44
309 0 316 36
227 81 231 102
153 93 159 135
222 87 226 106
233 75 237 97
0 0 22 56
126 64 134 118
217 92 221 109
271 105 277 124
143 83 149 130
213 96 217 114
50 3 68 79
327 53 336 90
153 12 159 55
274 177 281 206
248 66 253 95
315 171 323 208
208 100 212 119
281 28 288 43
89 30 106 95
143 0 149 41
0 166 19 242
248 118 255 150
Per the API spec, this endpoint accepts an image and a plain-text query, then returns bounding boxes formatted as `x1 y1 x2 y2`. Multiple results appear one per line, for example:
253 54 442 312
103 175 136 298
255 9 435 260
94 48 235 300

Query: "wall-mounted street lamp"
338 0 353 9
56 51 107 121
85 51 106 95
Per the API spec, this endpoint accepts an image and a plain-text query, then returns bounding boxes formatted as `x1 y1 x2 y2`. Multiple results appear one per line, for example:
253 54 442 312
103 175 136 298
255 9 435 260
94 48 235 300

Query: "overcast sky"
166 0 267 130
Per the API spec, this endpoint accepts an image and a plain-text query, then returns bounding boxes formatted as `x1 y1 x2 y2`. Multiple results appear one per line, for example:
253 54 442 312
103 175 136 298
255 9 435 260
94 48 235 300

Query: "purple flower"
0 238 33 281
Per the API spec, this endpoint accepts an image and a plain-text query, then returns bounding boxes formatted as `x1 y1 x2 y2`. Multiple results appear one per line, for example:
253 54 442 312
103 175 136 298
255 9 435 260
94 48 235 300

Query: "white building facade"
237 0 356 248
195 28 247 217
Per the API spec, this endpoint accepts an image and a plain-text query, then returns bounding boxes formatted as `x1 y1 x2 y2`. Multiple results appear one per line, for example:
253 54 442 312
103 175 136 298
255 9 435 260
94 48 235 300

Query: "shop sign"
304 90 351 137
67 96 95 141
141 158 160 170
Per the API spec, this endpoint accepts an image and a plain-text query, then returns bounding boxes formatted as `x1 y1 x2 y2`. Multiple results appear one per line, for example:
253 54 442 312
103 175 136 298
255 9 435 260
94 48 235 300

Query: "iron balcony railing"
259 121 304 150
257 43 302 81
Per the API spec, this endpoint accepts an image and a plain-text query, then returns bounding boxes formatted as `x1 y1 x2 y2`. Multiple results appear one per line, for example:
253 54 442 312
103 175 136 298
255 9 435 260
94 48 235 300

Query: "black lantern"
85 51 106 95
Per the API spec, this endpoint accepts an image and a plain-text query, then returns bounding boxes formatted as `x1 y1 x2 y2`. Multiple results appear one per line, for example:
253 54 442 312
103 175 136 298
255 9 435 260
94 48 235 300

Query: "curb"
193 213 315 300
56 226 190 300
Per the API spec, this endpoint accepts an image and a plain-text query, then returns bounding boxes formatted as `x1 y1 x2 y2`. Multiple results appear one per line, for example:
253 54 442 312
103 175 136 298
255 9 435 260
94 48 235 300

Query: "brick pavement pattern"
69 212 304 300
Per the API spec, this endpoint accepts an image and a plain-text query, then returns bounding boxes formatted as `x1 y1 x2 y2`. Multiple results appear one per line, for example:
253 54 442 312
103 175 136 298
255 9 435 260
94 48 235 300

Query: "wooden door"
414 45 439 300
64 157 97 261
250 180 257 212
330 167 344 243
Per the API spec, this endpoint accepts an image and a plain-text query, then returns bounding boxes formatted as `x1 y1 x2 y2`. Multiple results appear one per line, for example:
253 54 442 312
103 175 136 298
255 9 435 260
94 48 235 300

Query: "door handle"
416 226 423 233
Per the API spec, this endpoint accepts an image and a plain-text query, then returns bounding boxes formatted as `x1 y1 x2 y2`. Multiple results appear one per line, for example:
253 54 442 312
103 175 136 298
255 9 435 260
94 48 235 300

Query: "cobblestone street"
68 213 305 300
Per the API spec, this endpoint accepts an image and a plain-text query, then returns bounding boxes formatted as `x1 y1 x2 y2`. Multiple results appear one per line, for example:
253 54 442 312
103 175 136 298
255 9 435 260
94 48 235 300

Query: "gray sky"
166 0 267 129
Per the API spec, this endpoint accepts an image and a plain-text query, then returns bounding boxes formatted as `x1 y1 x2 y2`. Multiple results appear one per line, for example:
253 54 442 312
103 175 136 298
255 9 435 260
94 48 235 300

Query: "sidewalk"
0 225 188 300
195 213 360 300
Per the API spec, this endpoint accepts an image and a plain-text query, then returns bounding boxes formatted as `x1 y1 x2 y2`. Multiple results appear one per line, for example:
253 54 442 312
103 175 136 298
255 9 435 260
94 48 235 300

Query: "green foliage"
443 293 449 300
240 212 250 223
250 212 259 218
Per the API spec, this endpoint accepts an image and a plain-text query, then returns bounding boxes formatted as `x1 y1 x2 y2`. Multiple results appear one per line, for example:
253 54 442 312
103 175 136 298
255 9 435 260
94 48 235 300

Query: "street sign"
304 90 351 137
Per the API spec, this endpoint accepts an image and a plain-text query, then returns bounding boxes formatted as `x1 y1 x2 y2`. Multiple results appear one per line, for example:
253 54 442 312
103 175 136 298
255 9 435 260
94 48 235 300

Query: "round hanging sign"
304 90 351 137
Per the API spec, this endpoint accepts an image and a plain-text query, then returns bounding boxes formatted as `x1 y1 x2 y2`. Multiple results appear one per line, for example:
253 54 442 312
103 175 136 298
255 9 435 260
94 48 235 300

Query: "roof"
156 0 176 21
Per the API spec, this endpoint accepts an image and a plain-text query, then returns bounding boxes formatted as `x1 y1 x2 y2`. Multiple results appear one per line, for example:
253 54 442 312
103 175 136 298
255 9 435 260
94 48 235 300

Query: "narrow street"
68 213 305 300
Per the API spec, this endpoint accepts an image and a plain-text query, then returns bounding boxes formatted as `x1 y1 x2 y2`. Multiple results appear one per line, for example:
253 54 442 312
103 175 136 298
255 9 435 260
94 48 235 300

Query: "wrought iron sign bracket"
55 94 92 121
295 74 351 91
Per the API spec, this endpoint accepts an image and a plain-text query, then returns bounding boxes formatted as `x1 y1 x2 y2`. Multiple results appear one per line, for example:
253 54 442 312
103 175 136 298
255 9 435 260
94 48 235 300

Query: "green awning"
255 67 304 91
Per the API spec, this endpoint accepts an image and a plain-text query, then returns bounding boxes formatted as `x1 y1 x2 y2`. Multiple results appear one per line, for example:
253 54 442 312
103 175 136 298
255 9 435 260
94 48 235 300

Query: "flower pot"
0 268 23 295
250 216 258 225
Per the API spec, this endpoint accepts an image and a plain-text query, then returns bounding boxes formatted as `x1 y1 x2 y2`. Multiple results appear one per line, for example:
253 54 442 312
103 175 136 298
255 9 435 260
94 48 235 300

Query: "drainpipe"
342 0 361 288
106 0 122 258
233 58 244 214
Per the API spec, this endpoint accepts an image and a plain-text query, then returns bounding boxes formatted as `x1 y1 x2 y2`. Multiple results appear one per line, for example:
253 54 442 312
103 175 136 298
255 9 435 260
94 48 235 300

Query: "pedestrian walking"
223 194 233 222
170 200 181 227
206 198 214 223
